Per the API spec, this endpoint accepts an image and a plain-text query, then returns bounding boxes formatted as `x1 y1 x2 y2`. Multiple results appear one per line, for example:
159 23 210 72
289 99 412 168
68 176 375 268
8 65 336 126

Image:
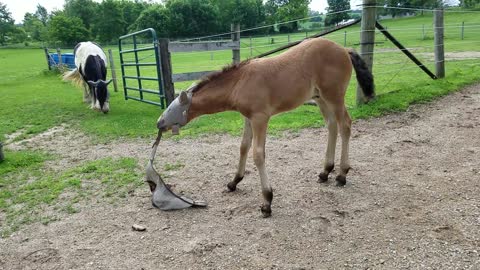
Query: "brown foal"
157 37 374 217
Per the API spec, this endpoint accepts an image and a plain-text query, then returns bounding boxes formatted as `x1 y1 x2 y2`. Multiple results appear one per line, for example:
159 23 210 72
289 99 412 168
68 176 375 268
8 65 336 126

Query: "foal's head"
87 79 112 114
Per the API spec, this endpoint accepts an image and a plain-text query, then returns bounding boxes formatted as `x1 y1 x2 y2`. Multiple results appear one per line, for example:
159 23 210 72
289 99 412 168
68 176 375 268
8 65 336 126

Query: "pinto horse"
157 38 374 217
63 41 112 113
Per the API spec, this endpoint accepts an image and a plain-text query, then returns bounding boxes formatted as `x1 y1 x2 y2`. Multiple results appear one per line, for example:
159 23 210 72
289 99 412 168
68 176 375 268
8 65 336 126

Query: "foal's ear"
179 91 189 105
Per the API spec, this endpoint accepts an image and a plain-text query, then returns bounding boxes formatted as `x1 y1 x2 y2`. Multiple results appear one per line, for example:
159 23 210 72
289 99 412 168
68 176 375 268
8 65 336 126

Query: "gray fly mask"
146 130 207 210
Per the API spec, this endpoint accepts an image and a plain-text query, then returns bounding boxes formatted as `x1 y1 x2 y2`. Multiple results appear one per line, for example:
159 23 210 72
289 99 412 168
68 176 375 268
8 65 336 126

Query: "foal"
157 38 374 217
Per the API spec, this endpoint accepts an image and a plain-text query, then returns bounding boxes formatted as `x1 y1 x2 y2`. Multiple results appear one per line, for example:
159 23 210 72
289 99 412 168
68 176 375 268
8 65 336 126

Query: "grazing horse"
63 41 112 113
157 38 374 217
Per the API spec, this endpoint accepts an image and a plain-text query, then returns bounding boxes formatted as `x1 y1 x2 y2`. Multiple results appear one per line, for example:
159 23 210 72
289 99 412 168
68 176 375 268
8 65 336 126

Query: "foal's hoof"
226 181 237 192
318 172 329 183
335 175 347 186
260 205 272 218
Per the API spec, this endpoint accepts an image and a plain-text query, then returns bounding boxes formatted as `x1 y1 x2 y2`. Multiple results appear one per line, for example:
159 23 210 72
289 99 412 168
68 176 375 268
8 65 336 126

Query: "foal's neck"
187 78 236 122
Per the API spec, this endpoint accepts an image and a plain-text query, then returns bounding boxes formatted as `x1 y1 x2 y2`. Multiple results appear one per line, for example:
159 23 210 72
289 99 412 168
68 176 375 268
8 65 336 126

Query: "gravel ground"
1 84 479 270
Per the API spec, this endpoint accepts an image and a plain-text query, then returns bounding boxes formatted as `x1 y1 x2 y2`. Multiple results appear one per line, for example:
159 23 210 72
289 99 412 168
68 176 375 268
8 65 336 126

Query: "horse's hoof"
260 205 272 218
318 172 329 183
335 175 347 186
226 181 237 192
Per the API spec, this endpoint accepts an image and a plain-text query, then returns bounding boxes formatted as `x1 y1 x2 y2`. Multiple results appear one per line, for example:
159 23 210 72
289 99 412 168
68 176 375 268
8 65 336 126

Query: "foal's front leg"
251 116 272 218
227 118 252 191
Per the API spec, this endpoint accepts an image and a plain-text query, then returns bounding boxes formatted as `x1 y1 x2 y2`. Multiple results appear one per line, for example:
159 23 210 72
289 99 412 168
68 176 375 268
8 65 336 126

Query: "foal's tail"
348 49 375 100
63 68 84 88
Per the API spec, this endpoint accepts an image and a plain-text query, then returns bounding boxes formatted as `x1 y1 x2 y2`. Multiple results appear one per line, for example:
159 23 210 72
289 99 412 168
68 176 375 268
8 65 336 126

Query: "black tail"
348 50 375 100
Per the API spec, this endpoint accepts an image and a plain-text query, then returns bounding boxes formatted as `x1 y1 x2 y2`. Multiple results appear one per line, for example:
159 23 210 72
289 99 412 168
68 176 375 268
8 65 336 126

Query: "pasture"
1 10 480 269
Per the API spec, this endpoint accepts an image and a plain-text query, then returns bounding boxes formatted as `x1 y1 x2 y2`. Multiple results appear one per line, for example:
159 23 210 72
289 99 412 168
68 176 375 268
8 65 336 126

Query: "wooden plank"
434 8 445 78
108 49 118 92
172 71 215 83
169 41 240 52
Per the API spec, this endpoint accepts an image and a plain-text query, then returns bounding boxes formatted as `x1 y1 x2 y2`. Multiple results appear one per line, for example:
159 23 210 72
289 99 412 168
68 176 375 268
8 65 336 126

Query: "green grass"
0 10 479 236
0 155 142 237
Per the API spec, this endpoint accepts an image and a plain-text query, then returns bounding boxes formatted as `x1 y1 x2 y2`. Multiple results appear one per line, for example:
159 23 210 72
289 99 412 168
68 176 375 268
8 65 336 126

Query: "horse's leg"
251 115 272 217
227 118 252 191
314 97 338 183
334 106 352 186
83 84 91 103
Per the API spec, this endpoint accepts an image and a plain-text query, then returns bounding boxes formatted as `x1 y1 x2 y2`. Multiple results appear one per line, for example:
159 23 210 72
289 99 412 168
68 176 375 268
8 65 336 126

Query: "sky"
3 0 364 24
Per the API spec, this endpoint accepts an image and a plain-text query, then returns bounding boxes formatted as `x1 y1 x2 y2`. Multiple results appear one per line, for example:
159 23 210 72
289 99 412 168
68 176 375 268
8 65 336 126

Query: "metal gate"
118 28 167 108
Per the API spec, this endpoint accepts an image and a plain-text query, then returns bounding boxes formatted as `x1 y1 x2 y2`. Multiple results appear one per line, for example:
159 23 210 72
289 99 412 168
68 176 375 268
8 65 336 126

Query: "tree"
209 0 266 32
23 12 47 41
325 0 350 26
265 0 311 33
120 0 150 34
165 0 220 38
48 13 90 45
0 2 15 45
459 0 480 7
308 9 322 23
131 4 170 37
35 4 49 26
64 0 97 29
94 0 125 42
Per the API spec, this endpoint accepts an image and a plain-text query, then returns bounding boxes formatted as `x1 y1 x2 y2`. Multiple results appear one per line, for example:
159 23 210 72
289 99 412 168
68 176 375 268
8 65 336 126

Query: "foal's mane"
191 59 251 93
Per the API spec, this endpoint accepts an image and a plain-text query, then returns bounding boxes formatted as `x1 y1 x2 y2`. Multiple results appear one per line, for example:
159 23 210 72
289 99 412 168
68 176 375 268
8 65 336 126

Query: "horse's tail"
348 49 375 101
63 68 84 88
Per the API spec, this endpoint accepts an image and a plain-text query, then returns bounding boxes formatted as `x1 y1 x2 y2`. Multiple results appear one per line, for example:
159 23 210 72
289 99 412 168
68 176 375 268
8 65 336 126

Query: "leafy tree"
459 0 480 7
131 4 170 37
308 9 322 22
35 4 49 26
94 0 125 42
209 0 266 33
48 13 90 45
0 2 14 45
265 0 311 33
325 0 350 26
23 13 47 41
165 0 220 38
120 0 150 34
64 0 98 29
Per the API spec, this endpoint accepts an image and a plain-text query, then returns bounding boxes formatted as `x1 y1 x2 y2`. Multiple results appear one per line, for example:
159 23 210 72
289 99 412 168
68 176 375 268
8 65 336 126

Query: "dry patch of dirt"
1 85 480 269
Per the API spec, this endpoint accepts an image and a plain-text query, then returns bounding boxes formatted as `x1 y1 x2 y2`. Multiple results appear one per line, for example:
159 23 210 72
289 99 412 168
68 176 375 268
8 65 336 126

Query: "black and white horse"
63 41 112 113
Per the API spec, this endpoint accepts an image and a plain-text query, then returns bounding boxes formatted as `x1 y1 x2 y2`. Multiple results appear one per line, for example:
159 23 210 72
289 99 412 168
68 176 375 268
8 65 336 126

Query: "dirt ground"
1 84 480 270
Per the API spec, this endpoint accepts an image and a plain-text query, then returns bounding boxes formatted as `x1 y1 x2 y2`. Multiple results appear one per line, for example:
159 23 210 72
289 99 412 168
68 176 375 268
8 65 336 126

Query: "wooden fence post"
434 8 445 78
422 24 426 40
357 0 376 105
231 23 240 64
107 49 118 92
158 38 175 105
344 31 347 46
249 37 253 57
44 47 51 70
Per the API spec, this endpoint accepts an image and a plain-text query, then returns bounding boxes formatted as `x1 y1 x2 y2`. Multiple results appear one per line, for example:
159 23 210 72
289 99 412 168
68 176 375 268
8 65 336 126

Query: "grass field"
1 10 480 236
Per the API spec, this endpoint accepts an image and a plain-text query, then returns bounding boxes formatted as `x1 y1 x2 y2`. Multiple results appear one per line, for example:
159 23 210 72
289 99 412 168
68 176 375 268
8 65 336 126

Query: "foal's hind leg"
334 106 352 186
314 97 338 182
227 118 252 191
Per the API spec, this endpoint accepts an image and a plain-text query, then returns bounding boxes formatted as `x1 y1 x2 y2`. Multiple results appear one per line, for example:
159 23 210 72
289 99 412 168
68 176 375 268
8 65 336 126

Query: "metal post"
344 31 347 46
108 49 118 92
434 8 445 78
44 47 51 70
461 21 464 40
231 24 240 64
422 24 425 40
288 35 291 43
56 48 62 67
0 142 4 162
159 39 175 105
357 0 376 105
249 37 253 57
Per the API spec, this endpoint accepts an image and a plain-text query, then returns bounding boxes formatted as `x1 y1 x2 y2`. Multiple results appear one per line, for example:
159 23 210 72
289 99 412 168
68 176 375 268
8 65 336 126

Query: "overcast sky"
3 0 365 24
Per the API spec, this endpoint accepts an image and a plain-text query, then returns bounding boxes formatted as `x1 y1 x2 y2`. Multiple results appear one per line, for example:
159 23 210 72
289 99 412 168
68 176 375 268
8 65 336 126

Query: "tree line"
0 0 474 46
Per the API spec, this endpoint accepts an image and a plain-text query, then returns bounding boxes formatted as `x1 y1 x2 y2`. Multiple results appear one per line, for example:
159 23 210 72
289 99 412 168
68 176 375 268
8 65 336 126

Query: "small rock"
132 224 146 231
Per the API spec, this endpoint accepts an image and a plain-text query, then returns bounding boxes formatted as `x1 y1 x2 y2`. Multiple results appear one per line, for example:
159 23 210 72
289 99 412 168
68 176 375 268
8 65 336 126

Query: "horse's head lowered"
87 79 112 114
157 90 192 135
